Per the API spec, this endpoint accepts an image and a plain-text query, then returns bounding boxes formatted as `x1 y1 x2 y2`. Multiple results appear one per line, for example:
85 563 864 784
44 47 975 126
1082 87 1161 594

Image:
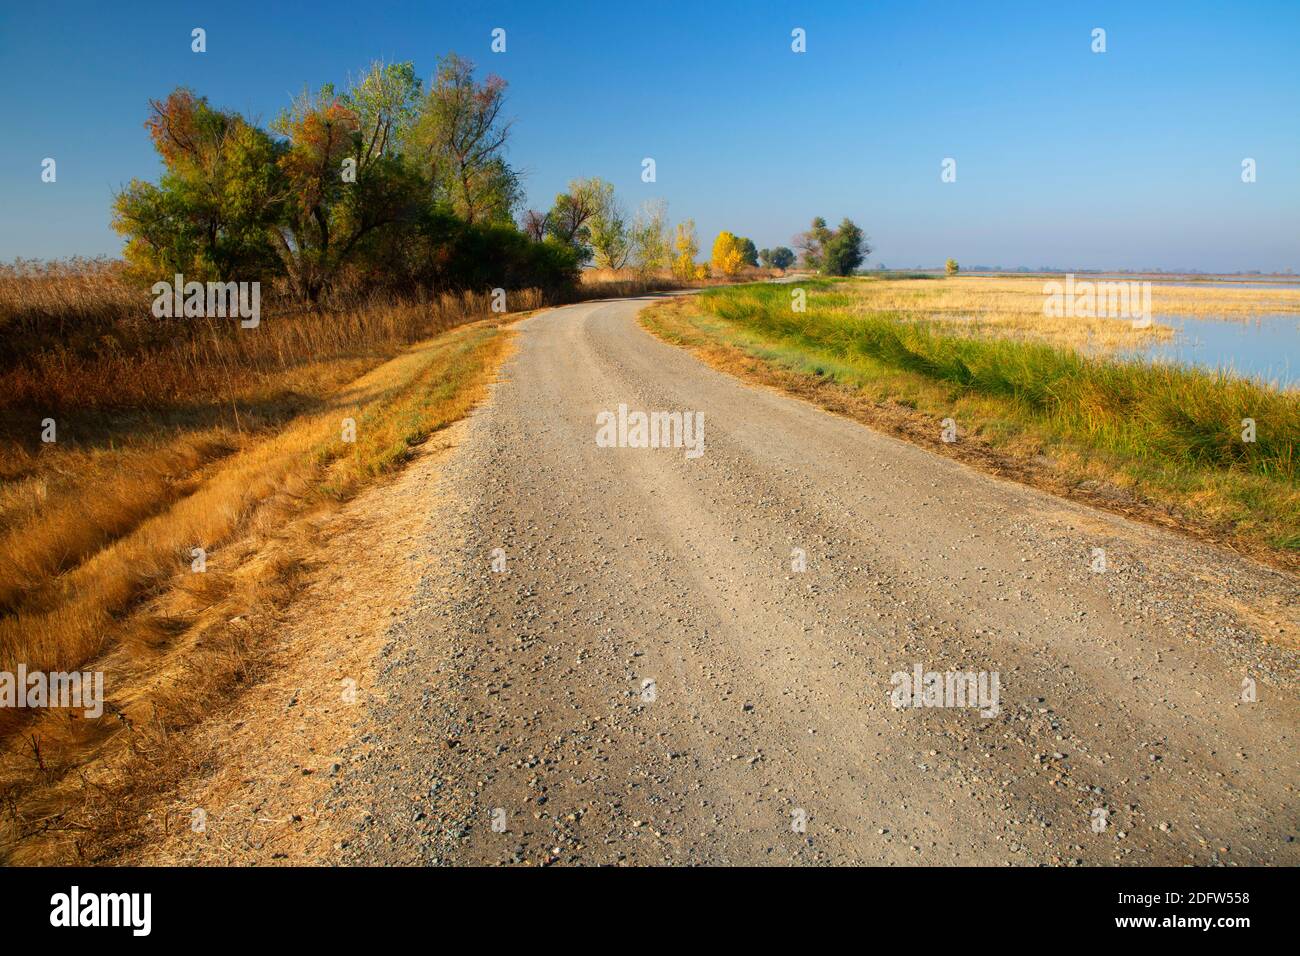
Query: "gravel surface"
331 294 1298 866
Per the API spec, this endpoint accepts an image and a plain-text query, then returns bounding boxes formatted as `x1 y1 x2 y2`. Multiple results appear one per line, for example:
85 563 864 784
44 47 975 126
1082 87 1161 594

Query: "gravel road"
332 294 1298 866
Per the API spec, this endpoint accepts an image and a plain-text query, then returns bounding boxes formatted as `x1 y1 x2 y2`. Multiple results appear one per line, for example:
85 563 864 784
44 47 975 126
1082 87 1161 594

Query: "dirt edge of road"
117 415 483 865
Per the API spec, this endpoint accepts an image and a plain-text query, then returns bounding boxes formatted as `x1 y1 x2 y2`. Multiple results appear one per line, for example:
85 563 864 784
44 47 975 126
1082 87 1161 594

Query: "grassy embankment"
0 260 686 863
642 277 1299 563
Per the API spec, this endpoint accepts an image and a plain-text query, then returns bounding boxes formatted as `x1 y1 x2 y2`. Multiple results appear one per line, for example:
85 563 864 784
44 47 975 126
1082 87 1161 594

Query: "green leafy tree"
946 258 959 276
629 200 671 274
736 237 759 268
769 246 796 270
112 89 283 282
822 218 869 276
588 181 630 269
546 192 594 262
545 177 625 266
405 54 520 225
545 178 609 264
345 60 422 165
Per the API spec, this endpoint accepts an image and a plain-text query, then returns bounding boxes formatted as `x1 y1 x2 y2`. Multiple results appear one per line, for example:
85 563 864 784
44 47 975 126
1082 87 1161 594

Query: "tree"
545 177 612 265
546 190 594 263
629 200 671 275
587 180 630 270
345 60 422 167
794 217 869 275
545 188 592 245
711 231 744 276
946 258 959 276
822 217 869 276
758 248 773 267
520 209 548 241
112 88 283 282
672 219 699 281
270 77 422 303
736 237 759 268
793 217 833 271
405 54 519 225
769 246 796 270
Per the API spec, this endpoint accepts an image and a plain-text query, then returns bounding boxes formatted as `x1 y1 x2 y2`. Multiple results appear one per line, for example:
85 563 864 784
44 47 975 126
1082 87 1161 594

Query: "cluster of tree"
793 217 871 276
712 232 780 277
524 184 657 273
759 246 796 270
698 219 859 280
521 181 710 284
113 56 583 303
114 52 875 306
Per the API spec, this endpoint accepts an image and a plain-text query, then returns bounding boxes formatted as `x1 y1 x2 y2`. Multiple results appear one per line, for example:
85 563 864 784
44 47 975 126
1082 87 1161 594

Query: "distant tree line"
112 52 876 303
522 183 691 279
706 217 867 277
707 233 798 277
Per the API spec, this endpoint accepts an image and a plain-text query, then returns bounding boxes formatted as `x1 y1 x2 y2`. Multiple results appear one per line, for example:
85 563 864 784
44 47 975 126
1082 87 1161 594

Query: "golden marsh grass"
839 275 1300 352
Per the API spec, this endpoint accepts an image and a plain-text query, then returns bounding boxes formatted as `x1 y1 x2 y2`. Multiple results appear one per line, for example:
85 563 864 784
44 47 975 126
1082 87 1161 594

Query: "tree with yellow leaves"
711 231 744 277
672 218 699 281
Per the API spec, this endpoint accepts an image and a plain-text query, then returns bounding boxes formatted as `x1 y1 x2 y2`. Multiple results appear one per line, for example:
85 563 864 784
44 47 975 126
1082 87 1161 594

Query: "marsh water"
1107 280 1300 390
1121 312 1299 390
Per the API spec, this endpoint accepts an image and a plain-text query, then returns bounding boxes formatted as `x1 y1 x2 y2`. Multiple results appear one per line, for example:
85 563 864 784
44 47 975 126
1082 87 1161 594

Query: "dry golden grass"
0 317 513 863
0 260 535 410
0 258 140 342
576 267 694 298
836 275 1300 351
578 266 772 295
0 287 532 656
0 433 238 615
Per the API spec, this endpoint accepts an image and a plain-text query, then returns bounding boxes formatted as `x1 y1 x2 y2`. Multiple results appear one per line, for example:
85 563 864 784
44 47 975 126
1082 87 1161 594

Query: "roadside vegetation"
643 279 1299 564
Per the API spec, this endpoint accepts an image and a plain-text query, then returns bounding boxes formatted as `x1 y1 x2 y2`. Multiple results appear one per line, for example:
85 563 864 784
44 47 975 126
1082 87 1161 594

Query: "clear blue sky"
2 0 1297 271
